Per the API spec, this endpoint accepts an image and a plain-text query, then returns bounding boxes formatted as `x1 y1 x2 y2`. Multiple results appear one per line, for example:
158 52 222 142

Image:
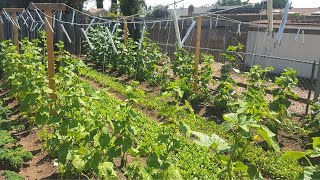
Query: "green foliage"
245 65 273 88
146 5 170 19
86 26 169 86
119 0 145 16
270 68 299 117
169 49 214 102
2 170 24 180
254 0 292 9
0 146 33 169
281 137 320 179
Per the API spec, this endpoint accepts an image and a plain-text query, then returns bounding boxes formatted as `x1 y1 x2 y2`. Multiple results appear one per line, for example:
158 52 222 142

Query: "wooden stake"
3 8 24 51
30 3 66 101
193 16 202 92
124 18 128 47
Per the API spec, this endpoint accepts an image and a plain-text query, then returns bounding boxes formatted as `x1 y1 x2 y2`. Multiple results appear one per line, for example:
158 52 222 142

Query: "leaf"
248 164 264 180
251 125 280 152
192 131 230 153
233 161 248 172
72 155 86 172
299 166 320 180
98 162 117 178
163 165 183 180
311 137 320 158
179 121 191 138
281 151 309 161
223 113 238 123
147 153 162 168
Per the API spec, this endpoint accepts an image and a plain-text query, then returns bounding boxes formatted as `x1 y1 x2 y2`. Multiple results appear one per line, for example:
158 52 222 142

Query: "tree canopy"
254 0 292 9
119 0 145 16
146 5 170 19
0 0 86 10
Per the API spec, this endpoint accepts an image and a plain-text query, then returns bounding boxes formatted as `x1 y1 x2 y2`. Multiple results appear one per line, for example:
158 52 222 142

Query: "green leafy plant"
270 68 299 117
281 137 320 179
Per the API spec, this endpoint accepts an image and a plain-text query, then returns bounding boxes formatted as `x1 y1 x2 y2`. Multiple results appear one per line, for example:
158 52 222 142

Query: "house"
87 8 109 16
174 5 262 19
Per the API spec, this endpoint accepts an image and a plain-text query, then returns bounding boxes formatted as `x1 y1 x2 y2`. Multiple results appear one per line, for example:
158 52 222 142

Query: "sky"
84 0 320 10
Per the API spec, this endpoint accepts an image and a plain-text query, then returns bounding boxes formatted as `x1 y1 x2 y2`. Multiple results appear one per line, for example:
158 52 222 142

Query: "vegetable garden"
0 2 320 180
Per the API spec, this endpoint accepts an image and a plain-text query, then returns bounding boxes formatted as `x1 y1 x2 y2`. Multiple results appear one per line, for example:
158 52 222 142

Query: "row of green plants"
82 62 320 179
80 66 305 179
82 27 320 178
0 37 276 179
0 97 31 180
86 26 215 102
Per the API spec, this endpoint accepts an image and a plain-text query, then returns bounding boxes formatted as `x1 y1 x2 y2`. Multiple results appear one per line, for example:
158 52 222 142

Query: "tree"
119 0 145 16
0 0 86 10
254 0 292 9
110 0 118 13
146 5 170 19
214 0 249 6
96 0 104 8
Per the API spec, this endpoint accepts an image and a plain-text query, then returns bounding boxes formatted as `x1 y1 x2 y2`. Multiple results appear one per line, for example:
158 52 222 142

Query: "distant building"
87 8 109 16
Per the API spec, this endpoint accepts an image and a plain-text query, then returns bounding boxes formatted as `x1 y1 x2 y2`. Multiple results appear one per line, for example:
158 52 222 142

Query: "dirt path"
18 129 57 180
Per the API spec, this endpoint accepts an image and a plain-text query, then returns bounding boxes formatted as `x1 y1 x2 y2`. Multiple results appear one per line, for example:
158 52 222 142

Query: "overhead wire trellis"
0 0 319 115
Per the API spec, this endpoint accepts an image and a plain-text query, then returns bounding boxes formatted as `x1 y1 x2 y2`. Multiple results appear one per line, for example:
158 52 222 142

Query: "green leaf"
251 125 280 152
248 164 264 180
163 165 183 180
98 162 117 178
299 166 320 180
223 113 238 123
192 131 230 153
281 151 309 161
72 155 86 172
234 161 248 172
179 121 191 138
312 137 320 157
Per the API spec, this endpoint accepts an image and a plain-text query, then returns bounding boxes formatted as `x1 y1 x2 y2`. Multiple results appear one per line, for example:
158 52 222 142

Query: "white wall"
245 31 320 78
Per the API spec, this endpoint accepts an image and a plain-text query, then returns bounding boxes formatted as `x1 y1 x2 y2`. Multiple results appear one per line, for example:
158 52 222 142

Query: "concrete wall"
245 31 320 78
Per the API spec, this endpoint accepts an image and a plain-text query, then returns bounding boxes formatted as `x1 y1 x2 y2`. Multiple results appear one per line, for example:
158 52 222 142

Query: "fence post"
306 61 316 115
30 3 66 101
3 8 24 51
124 18 128 47
193 16 203 92
314 59 320 102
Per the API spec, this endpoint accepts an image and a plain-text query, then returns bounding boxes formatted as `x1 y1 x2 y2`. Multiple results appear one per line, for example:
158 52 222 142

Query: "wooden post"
306 61 316 115
124 18 128 47
3 8 24 51
30 3 66 100
314 60 320 102
193 16 202 92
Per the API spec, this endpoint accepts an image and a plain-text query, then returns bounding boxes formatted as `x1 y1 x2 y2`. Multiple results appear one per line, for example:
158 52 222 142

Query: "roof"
87 8 108 16
289 8 320 15
173 7 213 17
251 19 320 30
208 6 262 14
174 5 263 18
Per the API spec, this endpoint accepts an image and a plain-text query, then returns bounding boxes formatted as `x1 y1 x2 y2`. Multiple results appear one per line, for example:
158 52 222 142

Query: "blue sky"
84 0 320 10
